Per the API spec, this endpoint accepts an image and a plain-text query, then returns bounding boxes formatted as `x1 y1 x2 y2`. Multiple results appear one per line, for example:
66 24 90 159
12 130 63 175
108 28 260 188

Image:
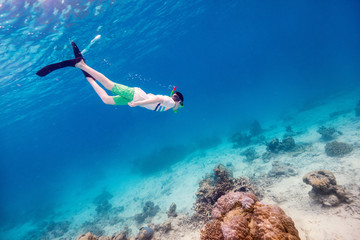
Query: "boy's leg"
75 60 115 90
87 77 115 105
86 76 134 105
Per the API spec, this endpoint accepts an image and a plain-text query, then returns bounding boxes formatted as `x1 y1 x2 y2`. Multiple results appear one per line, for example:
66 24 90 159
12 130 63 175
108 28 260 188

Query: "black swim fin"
36 57 82 77
71 42 94 79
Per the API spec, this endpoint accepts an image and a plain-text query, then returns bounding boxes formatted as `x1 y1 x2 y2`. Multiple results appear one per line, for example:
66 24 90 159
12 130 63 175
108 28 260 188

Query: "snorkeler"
36 42 184 112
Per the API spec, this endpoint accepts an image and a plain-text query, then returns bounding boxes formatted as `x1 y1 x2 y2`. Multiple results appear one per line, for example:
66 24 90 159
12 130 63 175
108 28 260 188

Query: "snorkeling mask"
170 86 183 113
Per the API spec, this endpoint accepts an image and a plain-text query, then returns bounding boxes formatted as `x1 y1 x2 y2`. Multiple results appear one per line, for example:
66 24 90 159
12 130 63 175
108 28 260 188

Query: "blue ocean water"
0 0 359 238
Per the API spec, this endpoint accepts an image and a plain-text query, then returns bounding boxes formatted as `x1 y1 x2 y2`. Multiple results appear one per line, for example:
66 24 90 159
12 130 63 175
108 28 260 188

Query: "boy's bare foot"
75 58 86 69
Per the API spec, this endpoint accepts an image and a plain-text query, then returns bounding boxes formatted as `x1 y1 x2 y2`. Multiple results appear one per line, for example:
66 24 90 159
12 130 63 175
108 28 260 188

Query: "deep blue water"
1 0 360 235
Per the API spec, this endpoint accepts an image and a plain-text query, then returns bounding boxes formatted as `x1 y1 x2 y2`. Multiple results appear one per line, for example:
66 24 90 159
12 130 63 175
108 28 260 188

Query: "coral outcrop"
230 132 252 148
195 164 257 219
284 126 296 138
167 203 178 218
241 148 259 161
250 120 263 136
77 230 128 240
200 191 300 240
135 201 160 224
267 161 297 178
135 227 154 240
317 126 342 141
266 137 296 153
324 141 353 157
303 170 351 206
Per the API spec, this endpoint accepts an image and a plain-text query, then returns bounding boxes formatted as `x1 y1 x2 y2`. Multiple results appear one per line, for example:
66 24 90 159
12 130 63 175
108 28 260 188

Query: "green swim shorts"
111 83 135 105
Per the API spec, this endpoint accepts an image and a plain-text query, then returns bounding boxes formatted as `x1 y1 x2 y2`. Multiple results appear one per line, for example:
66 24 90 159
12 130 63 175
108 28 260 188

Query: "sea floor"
2 90 360 240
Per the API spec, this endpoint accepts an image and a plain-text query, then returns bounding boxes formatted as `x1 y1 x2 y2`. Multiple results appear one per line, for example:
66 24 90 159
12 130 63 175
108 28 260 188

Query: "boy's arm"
128 96 164 107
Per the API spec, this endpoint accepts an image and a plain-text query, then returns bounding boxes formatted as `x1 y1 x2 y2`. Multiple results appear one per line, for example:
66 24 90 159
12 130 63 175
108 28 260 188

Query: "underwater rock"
135 201 160 224
355 100 360 116
250 120 263 136
283 125 296 138
325 141 353 157
77 227 129 240
167 202 178 218
93 190 114 217
200 191 300 240
266 137 296 154
241 147 259 161
268 161 298 178
230 132 252 148
78 228 129 240
27 220 71 239
194 164 257 219
303 170 351 206
281 136 296 151
317 126 342 141
78 232 97 240
135 227 154 240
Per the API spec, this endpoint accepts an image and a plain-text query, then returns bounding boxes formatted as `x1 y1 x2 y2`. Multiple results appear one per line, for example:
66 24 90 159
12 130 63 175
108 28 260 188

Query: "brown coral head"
303 170 337 194
200 220 224 240
202 191 300 240
211 191 257 219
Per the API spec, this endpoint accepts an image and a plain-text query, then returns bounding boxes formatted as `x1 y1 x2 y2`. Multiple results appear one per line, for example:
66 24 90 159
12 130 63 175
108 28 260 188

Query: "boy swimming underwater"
36 42 184 112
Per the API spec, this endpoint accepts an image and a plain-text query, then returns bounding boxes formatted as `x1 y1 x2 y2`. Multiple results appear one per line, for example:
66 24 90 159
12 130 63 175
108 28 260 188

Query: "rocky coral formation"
77 229 128 240
241 147 259 161
27 220 71 239
250 120 263 136
135 227 154 240
200 191 300 240
266 137 296 153
230 132 251 148
94 191 114 217
195 164 257 219
134 201 160 224
325 141 353 157
167 203 178 218
317 126 342 141
283 125 296 138
303 170 351 206
267 161 297 178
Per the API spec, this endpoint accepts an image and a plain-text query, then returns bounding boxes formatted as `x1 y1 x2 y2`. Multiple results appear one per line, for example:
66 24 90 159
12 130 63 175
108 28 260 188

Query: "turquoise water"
1 0 360 239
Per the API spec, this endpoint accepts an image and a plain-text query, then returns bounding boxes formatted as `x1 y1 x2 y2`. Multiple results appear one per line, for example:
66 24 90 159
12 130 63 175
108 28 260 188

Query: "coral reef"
94 191 114 217
317 126 342 141
267 161 297 178
241 148 259 161
77 229 129 240
230 132 251 148
26 220 71 239
266 137 296 153
303 170 351 206
250 120 262 136
195 164 257 219
325 141 353 157
200 191 300 240
135 227 154 240
167 203 178 218
284 125 296 138
135 201 160 224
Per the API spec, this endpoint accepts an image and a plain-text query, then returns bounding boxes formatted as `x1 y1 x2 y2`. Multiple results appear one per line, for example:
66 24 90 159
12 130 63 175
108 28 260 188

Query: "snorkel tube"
170 86 183 113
